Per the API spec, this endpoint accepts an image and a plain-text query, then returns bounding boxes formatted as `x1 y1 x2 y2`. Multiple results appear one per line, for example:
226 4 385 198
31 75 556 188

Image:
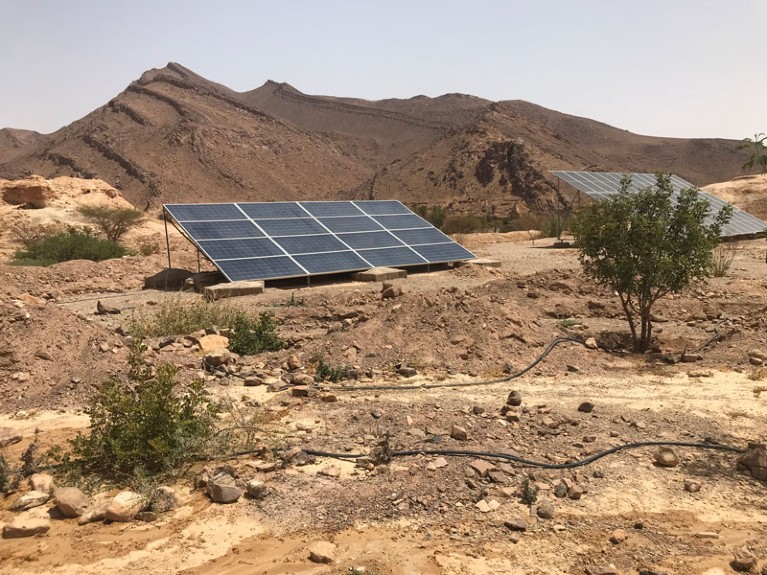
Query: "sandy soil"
1 183 767 575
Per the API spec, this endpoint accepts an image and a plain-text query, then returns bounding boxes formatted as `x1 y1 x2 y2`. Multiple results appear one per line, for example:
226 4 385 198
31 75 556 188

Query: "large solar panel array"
552 171 767 238
164 201 476 282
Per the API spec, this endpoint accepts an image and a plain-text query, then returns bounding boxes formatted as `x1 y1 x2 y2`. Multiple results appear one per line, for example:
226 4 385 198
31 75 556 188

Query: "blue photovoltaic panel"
181 220 264 240
164 200 475 282
336 231 405 250
413 242 476 262
272 234 347 254
302 202 364 217
239 202 308 219
294 251 370 274
319 216 384 233
355 200 412 216
198 238 283 260
393 227 451 245
373 214 429 230
256 218 327 237
552 171 767 238
166 203 244 222
217 257 306 281
358 246 427 267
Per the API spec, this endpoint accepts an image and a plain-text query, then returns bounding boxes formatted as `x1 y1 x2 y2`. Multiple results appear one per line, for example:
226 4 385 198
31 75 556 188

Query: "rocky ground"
1 176 767 575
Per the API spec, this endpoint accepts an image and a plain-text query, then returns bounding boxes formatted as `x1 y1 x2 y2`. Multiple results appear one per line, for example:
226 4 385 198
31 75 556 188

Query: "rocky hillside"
0 62 751 215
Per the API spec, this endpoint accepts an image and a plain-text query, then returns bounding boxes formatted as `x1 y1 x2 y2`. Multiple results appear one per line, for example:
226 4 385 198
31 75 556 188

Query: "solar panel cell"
217 257 306 281
302 202 363 217
392 227 451 245
181 220 264 240
294 250 370 273
256 218 327 236
272 234 347 254
319 217 384 233
239 202 307 219
198 238 283 260
373 214 429 230
166 204 244 222
354 200 412 215
336 231 404 249
412 242 476 262
357 247 426 267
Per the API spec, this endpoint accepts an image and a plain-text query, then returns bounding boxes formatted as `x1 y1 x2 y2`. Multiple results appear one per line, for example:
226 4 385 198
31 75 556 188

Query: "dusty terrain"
1 178 766 575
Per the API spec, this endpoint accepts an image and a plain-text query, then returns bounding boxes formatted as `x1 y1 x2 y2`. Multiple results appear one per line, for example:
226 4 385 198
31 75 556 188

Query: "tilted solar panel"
164 200 476 282
552 171 767 238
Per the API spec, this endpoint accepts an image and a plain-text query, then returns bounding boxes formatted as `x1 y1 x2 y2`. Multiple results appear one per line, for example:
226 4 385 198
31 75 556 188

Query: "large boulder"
53 487 90 518
105 491 147 522
0 426 22 448
206 472 243 504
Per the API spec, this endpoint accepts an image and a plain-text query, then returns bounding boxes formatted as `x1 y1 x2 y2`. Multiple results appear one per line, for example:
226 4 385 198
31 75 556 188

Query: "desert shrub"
8 219 63 247
314 358 350 382
78 205 144 242
137 239 161 256
70 343 216 479
441 214 484 234
11 227 128 266
428 205 447 229
711 241 737 277
520 477 539 505
129 298 245 338
451 232 469 247
228 312 284 355
0 454 11 494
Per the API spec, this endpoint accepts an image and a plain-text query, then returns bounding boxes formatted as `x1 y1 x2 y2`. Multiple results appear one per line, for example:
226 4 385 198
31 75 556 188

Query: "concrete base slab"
203 280 265 300
352 267 408 282
467 258 502 268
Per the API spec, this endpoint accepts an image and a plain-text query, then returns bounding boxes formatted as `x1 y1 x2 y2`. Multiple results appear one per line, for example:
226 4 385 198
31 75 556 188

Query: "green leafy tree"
78 205 144 242
572 174 732 352
736 133 767 174
11 227 128 266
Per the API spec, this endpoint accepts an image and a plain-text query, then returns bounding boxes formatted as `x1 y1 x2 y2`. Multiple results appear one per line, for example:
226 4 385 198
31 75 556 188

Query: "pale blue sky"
1 0 764 139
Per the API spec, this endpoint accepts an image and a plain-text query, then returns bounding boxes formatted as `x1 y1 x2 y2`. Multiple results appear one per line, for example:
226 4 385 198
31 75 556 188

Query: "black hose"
303 440 744 470
204 336 585 392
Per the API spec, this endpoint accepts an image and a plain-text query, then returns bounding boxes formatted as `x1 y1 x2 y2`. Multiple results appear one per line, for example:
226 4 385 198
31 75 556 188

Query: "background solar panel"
552 171 767 238
164 200 476 282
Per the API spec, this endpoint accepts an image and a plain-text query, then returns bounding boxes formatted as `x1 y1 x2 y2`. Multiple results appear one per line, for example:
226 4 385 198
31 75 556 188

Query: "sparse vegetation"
78 205 144 242
314 357 350 382
8 219 63 247
228 312 284 355
137 238 161 256
572 173 732 352
128 298 246 338
712 241 737 277
520 477 539 505
11 227 129 266
69 342 216 480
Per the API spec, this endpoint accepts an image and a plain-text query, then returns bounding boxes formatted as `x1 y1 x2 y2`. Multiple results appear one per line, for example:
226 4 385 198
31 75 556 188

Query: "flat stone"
77 502 109 525
308 540 337 564
203 347 232 368
351 267 407 282
536 500 555 519
578 401 595 413
469 459 496 478
585 565 620 575
450 424 468 441
684 478 701 493
207 472 244 503
2 517 50 538
610 528 627 544
11 490 50 511
203 280 265 301
0 426 22 448
426 457 448 471
197 334 230 353
468 258 502 268
504 518 527 532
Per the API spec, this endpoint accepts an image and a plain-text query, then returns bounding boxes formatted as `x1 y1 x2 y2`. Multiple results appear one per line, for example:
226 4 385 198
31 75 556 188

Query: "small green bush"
229 312 284 355
520 477 539 505
314 358 349 382
11 227 128 266
70 343 216 479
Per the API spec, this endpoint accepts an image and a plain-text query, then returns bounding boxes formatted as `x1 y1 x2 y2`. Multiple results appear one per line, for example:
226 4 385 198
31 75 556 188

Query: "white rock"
105 491 147 522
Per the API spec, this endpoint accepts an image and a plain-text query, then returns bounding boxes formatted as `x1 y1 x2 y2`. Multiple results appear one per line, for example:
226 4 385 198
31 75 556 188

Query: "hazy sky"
1 0 764 139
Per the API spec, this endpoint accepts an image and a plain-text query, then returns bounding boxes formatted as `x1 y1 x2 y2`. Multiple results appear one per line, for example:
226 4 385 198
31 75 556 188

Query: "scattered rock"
206 472 243 503
684 478 701 493
291 385 312 397
585 565 620 575
77 502 109 525
584 337 598 350
578 401 595 413
286 354 302 371
204 348 232 368
507 390 522 407
11 490 50 511
472 406 485 415
292 373 315 386
469 459 496 478
308 540 337 563
105 491 147 522
610 528 627 544
747 349 767 362
28 473 54 493
450 425 468 441
0 426 22 448
731 549 758 573
152 486 182 513
381 283 402 300
246 479 268 499
426 457 448 471
96 300 121 315
567 485 585 500
53 487 90 518
536 500 555 519
135 511 157 522
504 518 527 532
398 366 417 377
2 517 50 538
655 447 679 468
738 443 767 481
680 351 703 363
